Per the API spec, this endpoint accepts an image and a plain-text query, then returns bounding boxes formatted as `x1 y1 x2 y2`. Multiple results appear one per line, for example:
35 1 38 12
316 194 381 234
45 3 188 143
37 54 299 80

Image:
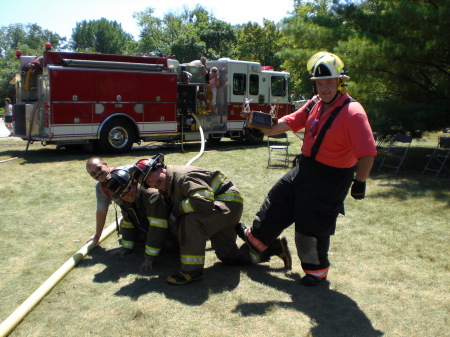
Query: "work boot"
236 223 292 268
166 271 203 285
271 237 292 269
301 274 327 286
235 223 260 254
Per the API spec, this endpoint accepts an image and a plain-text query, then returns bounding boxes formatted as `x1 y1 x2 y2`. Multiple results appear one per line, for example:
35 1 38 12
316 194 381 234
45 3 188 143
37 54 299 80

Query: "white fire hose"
185 113 205 166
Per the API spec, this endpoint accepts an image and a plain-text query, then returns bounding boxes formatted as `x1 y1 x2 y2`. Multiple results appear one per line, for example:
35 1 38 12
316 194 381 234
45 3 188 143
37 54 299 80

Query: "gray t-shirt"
95 165 133 211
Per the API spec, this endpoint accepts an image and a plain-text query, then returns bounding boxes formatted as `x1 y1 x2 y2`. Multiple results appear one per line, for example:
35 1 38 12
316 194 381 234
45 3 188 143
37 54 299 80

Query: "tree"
0 24 66 103
171 34 206 63
134 5 236 61
280 0 450 132
235 20 283 69
194 16 237 59
70 18 134 54
133 7 182 57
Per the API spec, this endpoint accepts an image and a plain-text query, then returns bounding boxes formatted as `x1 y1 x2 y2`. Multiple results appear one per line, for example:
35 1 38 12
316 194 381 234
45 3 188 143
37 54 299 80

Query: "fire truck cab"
13 49 292 153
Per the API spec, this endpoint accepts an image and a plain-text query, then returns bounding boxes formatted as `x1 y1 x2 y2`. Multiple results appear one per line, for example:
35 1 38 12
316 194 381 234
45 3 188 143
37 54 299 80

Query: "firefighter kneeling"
124 154 291 285
106 168 178 271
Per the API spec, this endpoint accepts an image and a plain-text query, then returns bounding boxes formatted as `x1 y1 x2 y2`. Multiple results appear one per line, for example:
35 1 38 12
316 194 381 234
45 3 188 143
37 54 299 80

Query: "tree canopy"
1 1 448 132
0 23 66 103
235 20 283 69
70 18 134 54
133 5 236 62
280 0 450 132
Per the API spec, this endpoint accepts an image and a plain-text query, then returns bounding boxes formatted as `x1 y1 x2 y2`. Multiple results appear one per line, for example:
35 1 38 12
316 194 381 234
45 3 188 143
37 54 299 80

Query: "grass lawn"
0 131 449 337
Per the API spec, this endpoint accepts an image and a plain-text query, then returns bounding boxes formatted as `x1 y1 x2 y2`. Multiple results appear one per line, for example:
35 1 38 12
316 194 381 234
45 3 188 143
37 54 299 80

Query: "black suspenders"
309 98 354 160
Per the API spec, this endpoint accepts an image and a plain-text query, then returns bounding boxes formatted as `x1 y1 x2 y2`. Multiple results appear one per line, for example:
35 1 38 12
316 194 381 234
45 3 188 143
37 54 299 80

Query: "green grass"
0 132 449 337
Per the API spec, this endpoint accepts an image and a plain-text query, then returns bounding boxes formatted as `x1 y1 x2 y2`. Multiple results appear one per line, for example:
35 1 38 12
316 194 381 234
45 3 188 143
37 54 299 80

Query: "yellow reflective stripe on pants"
211 172 227 192
180 254 205 265
121 220 134 229
148 217 168 229
216 192 243 204
145 245 161 257
121 240 134 249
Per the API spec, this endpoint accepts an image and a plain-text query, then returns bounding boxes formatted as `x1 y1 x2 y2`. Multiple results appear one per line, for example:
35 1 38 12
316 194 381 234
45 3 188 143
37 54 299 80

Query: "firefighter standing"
237 52 377 286
129 154 292 285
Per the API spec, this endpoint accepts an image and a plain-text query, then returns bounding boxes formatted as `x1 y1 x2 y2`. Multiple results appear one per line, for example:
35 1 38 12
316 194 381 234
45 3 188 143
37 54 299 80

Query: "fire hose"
0 223 116 337
185 113 205 166
0 120 205 335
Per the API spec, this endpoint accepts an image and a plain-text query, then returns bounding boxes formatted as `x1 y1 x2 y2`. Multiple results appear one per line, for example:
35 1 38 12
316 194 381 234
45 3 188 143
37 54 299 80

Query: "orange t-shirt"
281 94 377 168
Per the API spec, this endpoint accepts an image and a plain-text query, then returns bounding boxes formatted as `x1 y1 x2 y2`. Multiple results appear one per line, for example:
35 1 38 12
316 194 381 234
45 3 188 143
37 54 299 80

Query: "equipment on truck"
12 44 293 153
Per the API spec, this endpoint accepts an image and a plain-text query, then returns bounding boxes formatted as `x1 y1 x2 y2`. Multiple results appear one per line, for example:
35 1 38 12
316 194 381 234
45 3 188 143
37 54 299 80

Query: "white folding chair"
378 134 412 174
268 133 289 168
422 136 450 176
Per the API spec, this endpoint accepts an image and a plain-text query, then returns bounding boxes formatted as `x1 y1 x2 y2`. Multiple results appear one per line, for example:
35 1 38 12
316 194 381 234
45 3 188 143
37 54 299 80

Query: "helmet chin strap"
319 90 341 105
313 82 342 104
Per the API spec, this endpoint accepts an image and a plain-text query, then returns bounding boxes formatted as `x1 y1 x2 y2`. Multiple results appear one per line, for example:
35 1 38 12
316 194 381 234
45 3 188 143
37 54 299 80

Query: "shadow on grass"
236 266 384 337
80 244 383 336
2 139 269 165
79 244 242 306
370 147 450 206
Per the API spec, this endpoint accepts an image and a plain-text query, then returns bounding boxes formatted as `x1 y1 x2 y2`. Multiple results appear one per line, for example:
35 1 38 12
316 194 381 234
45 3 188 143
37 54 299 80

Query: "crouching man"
106 168 176 271
128 154 292 285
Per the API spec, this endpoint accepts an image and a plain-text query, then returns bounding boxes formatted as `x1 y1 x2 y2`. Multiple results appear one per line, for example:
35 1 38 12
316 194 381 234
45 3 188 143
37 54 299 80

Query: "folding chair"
268 133 289 167
421 136 450 176
378 134 412 174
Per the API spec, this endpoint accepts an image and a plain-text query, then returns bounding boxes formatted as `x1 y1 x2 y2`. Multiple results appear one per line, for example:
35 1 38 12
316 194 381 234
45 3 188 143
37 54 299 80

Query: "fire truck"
12 47 293 153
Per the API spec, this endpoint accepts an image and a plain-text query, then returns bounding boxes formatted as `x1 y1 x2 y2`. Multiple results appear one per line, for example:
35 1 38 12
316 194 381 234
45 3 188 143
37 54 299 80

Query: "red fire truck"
12 48 293 153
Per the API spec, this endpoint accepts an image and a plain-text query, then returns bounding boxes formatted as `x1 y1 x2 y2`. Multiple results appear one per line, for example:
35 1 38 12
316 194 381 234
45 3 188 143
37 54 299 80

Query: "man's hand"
351 179 366 200
109 247 132 257
138 256 154 272
86 233 100 245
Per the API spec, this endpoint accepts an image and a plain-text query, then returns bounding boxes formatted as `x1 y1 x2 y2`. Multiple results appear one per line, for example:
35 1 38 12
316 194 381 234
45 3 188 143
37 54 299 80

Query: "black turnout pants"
251 155 354 272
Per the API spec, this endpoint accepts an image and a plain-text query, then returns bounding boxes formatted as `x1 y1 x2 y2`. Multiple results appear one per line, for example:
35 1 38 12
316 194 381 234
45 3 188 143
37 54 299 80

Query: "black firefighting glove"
351 179 366 200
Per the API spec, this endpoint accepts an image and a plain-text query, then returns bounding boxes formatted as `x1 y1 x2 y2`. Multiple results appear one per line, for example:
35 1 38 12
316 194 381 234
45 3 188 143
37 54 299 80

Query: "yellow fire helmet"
307 52 350 95
307 52 350 81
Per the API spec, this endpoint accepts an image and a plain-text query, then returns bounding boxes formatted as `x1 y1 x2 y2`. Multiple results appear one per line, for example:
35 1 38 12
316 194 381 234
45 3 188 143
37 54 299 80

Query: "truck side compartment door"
140 72 178 134
49 67 95 137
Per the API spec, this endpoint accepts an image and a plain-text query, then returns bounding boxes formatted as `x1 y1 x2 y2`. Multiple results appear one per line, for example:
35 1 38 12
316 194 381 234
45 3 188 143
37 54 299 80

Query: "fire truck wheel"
99 119 135 153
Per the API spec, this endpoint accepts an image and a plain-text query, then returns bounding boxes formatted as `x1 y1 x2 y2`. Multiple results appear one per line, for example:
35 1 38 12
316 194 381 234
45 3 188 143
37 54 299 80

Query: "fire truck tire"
244 128 264 145
99 119 135 153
